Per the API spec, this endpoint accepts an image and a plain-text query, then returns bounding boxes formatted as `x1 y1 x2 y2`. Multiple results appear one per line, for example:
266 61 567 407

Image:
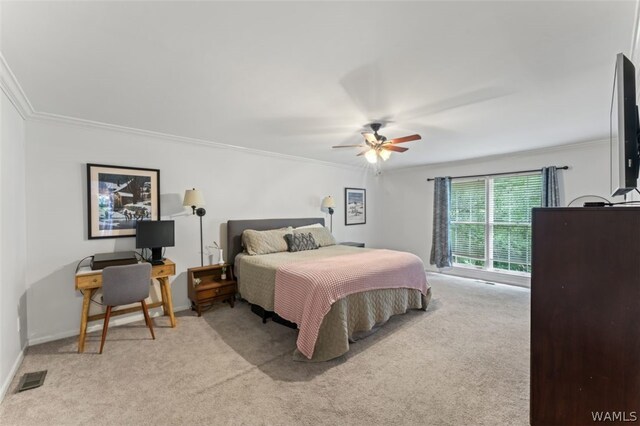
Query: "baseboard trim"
0 346 26 403
27 304 190 346
440 266 531 288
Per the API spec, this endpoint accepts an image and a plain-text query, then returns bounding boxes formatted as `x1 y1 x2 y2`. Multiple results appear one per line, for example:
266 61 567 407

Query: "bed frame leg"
251 304 272 324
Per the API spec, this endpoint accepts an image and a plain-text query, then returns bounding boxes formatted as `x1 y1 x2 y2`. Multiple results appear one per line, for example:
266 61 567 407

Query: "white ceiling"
2 1 637 170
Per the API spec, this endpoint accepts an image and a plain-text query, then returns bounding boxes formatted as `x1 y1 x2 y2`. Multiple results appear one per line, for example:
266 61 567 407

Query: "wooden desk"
75 259 176 353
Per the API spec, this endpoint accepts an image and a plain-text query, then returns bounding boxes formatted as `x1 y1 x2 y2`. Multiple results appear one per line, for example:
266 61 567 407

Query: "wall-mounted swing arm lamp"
321 195 336 232
183 188 206 267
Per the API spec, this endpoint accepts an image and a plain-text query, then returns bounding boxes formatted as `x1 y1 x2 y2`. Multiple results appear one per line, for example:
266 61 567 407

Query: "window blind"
450 173 542 274
491 174 542 272
450 179 486 261
492 174 542 225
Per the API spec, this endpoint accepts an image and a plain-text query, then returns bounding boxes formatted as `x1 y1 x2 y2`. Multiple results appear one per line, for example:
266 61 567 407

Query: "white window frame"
450 172 540 280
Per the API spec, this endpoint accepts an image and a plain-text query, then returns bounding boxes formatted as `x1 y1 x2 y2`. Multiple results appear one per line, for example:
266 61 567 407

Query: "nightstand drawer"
198 284 236 300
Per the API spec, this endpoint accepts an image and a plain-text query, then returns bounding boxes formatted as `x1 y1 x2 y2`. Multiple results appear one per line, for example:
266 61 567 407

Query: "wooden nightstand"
187 264 237 316
340 242 365 248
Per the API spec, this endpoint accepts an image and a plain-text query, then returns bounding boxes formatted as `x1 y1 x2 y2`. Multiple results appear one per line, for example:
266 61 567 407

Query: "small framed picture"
345 187 366 225
87 164 160 239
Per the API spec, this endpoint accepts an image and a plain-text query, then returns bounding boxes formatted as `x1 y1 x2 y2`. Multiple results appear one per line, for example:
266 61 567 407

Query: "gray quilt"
235 245 431 361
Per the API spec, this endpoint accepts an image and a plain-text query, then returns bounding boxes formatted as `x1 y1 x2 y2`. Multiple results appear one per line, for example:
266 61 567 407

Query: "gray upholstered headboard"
226 217 325 265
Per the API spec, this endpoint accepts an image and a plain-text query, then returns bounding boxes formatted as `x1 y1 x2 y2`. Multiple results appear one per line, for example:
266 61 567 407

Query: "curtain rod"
426 166 569 181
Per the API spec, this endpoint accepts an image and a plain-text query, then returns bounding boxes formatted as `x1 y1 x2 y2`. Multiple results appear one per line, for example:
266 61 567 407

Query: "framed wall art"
87 164 160 239
345 187 366 225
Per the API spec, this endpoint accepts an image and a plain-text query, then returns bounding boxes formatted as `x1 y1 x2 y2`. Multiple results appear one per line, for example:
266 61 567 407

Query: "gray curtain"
542 166 560 207
430 177 452 268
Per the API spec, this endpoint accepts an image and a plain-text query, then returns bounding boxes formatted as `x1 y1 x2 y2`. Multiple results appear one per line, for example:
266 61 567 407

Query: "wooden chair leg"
141 300 155 340
99 306 112 354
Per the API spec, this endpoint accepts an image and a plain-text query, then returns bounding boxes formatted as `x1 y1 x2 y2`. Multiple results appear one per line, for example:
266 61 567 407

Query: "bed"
227 218 432 361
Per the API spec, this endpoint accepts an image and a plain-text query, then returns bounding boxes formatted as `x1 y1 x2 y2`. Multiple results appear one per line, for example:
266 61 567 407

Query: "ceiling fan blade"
332 144 367 148
387 134 421 144
357 149 370 156
381 145 409 153
362 132 378 146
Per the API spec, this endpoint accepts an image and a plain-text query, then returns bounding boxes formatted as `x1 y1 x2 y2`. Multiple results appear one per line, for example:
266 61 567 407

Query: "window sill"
440 265 531 288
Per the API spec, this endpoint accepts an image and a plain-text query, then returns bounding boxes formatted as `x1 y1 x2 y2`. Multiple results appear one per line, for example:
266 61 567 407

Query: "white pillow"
295 223 324 230
242 227 292 255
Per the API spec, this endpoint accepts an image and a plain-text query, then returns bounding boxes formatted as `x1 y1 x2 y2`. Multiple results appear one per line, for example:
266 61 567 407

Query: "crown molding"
0 52 34 119
30 111 367 172
0 51 367 172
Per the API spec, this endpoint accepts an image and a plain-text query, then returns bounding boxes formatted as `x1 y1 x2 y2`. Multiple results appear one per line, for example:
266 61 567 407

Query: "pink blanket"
274 249 429 359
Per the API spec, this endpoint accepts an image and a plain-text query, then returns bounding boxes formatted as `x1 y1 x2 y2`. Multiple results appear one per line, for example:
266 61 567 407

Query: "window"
450 173 542 274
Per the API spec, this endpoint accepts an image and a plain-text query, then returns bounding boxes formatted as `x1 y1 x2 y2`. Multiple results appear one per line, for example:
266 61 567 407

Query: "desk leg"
78 289 95 353
159 277 176 328
159 279 169 315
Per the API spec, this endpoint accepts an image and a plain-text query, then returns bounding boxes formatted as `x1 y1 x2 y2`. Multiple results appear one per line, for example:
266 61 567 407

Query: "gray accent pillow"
242 227 292 255
284 232 319 252
293 226 336 247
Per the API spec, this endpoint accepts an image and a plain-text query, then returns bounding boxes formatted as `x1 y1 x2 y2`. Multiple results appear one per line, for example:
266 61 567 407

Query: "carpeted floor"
0 273 530 425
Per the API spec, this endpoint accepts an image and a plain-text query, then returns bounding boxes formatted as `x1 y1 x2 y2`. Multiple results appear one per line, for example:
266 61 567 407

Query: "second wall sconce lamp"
321 195 336 232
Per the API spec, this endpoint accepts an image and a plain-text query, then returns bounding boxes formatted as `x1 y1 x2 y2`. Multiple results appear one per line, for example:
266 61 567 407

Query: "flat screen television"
136 220 175 265
611 52 640 197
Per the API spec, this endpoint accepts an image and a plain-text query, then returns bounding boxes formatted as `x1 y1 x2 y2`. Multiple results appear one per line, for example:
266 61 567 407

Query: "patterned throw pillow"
284 232 319 252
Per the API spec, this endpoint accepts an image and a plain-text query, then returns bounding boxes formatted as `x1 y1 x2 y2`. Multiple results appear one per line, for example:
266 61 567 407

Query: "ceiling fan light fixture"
379 149 391 161
332 122 421 163
365 149 378 164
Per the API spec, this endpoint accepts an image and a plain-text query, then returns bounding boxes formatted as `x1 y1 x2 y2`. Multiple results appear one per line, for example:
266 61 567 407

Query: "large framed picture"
345 187 366 225
87 164 160 239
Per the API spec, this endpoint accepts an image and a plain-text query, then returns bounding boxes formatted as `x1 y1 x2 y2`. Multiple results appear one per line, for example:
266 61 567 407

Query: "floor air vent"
17 370 47 392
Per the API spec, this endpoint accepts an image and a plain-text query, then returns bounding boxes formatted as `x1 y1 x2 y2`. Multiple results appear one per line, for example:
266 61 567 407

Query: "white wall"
379 140 612 285
24 118 382 344
16 114 621 344
0 90 28 399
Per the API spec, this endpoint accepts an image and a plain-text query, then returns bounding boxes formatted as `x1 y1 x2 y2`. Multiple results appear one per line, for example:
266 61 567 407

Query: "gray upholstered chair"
99 263 155 354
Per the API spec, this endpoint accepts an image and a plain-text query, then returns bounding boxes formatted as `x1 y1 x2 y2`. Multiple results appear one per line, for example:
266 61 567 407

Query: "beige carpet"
0 273 530 425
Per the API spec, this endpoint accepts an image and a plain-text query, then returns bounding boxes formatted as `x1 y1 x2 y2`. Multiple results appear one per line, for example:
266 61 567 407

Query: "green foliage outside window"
450 174 542 274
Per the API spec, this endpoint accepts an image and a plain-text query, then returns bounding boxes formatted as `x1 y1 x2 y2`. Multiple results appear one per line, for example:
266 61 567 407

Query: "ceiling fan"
332 123 421 163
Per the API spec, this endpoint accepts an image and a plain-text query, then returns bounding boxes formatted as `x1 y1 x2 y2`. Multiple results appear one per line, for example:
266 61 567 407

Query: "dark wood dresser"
531 207 640 425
